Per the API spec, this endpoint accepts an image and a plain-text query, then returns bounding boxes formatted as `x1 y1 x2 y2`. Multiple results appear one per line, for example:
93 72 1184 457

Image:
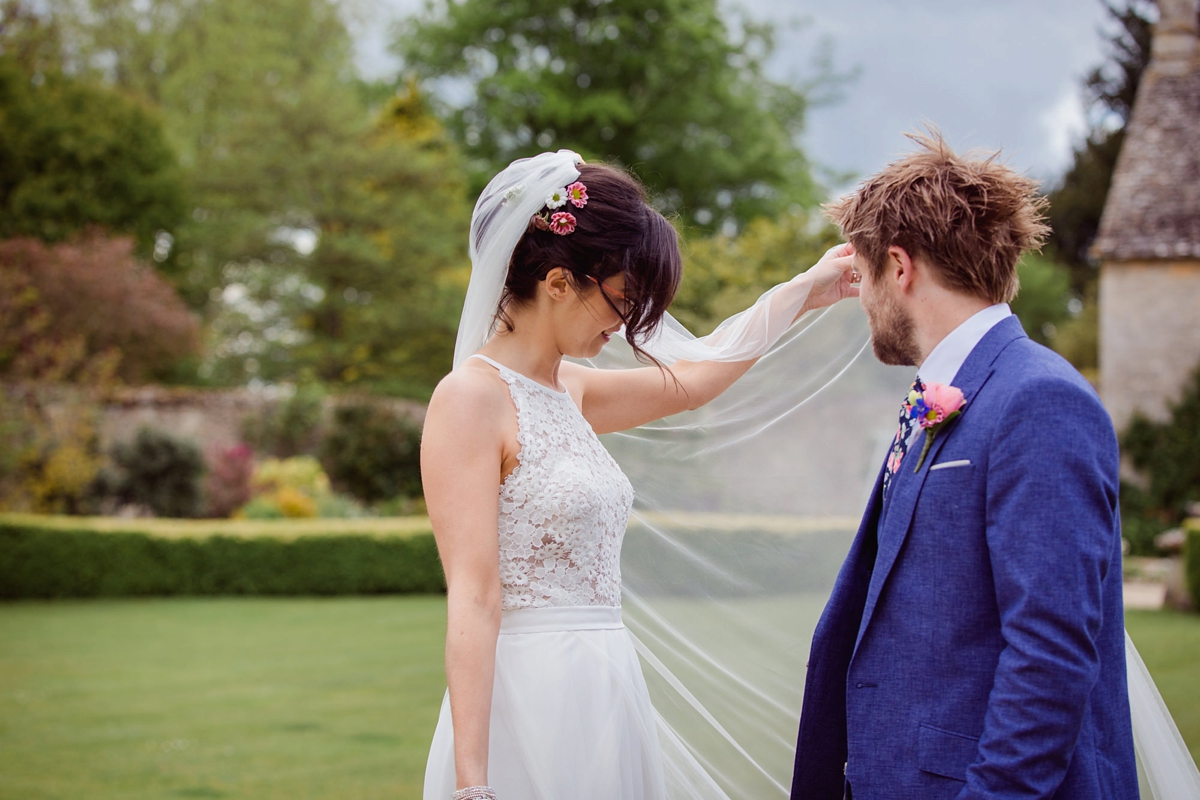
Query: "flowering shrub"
0 234 198 383
109 428 205 518
252 456 330 496
320 403 422 504
276 487 318 518
204 444 254 518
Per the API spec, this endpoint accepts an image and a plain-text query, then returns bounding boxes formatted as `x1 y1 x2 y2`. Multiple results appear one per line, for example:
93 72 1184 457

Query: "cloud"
356 0 1110 190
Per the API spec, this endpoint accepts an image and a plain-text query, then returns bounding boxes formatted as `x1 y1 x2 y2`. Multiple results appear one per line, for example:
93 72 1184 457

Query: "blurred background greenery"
1 0 1198 795
2 0 1194 554
1 0 1181 526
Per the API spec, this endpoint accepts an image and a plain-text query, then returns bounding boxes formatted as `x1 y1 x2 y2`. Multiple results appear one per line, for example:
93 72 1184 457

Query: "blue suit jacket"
791 316 1139 800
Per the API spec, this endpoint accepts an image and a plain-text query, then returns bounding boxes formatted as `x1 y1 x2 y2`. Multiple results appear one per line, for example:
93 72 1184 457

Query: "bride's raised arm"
562 243 859 435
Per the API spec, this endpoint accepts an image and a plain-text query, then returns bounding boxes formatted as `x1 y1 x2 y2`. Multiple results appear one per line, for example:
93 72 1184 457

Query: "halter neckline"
469 354 571 397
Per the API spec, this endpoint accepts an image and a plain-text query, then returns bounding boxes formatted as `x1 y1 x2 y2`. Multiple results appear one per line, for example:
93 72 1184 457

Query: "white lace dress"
422 355 666 800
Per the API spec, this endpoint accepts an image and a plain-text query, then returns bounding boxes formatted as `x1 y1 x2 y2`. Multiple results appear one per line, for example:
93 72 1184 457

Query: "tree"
320 402 423 503
0 54 185 251
0 232 200 383
0 227 198 513
1045 0 1154 293
1009 253 1074 349
287 84 469 396
672 212 841 336
197 80 469 396
395 0 826 232
41 0 472 396
0 0 65 75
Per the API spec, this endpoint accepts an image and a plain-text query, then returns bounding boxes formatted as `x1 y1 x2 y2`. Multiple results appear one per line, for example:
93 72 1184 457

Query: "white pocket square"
930 459 972 471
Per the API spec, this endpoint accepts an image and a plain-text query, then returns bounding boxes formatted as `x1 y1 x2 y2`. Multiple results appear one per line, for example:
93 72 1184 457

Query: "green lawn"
0 599 1195 800
0 598 447 800
1126 609 1200 763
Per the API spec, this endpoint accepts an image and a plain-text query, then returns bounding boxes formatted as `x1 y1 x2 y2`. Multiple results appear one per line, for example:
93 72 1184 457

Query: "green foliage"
1188 527 1199 610
396 0 827 231
203 442 253 518
1008 253 1073 348
24 0 463 398
0 518 444 597
0 1 66 75
0 233 200 383
39 0 470 396
320 403 423 504
1045 0 1152 293
109 427 205 518
286 87 469 396
1121 485 1172 557
0 55 185 251
1045 129 1125 289
253 455 330 496
239 488 316 519
240 489 366 520
242 385 326 458
0 385 111 515
1122 364 1200 532
1051 297 1099 382
313 492 368 519
672 212 842 335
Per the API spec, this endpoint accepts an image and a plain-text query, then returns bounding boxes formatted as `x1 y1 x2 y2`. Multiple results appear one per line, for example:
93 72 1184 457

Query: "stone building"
1093 0 1200 431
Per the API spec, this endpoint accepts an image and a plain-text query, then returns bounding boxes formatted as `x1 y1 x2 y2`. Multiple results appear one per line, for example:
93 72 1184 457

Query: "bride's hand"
799 242 859 312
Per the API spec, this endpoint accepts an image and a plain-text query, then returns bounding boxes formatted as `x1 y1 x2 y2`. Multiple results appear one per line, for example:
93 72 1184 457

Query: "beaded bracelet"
451 787 496 800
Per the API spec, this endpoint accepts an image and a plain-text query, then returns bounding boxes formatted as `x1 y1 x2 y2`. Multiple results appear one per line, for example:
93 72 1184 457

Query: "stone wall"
1099 259 1200 431
36 385 427 455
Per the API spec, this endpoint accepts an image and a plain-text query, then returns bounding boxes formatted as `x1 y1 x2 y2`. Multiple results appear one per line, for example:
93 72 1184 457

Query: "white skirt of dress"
423 605 668 800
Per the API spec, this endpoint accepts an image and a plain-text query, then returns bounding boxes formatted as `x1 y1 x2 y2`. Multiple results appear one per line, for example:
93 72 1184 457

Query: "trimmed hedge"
0 515 444 599
1187 521 1200 610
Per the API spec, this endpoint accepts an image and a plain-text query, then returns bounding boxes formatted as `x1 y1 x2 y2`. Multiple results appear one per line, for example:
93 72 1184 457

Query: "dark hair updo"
498 163 682 362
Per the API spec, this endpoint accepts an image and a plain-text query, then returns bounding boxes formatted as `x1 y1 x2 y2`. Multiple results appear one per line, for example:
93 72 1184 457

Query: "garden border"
0 514 444 599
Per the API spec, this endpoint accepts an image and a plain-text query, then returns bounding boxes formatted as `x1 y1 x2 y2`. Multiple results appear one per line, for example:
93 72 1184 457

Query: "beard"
864 286 920 367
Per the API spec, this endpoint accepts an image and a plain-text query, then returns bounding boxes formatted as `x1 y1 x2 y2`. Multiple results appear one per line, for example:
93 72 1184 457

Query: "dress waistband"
499 606 623 635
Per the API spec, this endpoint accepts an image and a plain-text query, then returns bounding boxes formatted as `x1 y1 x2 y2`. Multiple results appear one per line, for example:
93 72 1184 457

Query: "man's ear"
887 246 917 295
543 267 572 302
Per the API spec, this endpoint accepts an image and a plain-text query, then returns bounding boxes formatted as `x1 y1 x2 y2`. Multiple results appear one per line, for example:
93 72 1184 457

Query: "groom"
791 133 1139 800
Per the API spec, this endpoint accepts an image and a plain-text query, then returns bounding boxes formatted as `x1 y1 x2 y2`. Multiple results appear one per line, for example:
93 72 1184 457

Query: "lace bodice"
473 355 634 610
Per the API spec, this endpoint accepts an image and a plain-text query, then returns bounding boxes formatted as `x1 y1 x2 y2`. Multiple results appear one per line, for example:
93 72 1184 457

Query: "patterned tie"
882 377 925 501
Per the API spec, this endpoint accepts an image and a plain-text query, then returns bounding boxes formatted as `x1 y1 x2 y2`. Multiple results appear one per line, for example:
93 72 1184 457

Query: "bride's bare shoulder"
426 361 512 432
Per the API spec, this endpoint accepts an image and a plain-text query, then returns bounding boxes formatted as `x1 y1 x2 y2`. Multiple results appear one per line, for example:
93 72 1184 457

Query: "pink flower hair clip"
533 181 588 235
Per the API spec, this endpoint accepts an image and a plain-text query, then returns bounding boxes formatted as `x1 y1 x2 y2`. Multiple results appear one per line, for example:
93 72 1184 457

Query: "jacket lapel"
852 316 1027 655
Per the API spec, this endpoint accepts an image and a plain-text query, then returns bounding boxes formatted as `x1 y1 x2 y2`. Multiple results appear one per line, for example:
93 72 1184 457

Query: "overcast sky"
351 0 1115 194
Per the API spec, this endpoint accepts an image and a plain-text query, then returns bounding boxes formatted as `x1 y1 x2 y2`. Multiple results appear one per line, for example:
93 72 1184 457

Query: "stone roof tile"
1094 62 1200 261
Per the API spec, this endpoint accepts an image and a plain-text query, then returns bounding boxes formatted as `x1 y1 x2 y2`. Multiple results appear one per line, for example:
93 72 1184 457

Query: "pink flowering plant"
908 382 967 471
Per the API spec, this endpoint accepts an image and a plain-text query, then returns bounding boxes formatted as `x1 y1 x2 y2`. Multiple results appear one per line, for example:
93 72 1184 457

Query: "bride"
420 150 858 800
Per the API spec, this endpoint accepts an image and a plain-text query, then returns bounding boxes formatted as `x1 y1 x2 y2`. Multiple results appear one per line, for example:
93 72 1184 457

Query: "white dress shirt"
917 303 1012 388
902 303 1012 449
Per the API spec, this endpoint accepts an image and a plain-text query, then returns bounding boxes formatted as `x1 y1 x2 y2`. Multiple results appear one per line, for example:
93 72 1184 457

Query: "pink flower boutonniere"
909 382 967 471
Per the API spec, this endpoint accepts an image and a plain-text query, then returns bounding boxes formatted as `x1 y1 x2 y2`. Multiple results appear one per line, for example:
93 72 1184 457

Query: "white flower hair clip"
532 181 588 235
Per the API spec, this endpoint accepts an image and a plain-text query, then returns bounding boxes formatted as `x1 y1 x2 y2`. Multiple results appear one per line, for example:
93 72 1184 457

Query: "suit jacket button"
855 682 864 688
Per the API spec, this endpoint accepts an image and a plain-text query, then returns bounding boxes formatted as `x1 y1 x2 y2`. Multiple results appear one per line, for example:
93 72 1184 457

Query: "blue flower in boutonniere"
910 382 967 471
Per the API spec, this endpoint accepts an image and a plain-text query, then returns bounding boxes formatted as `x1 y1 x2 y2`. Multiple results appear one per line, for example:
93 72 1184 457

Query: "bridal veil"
454 150 1200 799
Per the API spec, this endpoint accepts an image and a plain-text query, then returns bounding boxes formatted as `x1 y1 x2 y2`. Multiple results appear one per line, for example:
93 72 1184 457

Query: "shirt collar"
917 303 1012 387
